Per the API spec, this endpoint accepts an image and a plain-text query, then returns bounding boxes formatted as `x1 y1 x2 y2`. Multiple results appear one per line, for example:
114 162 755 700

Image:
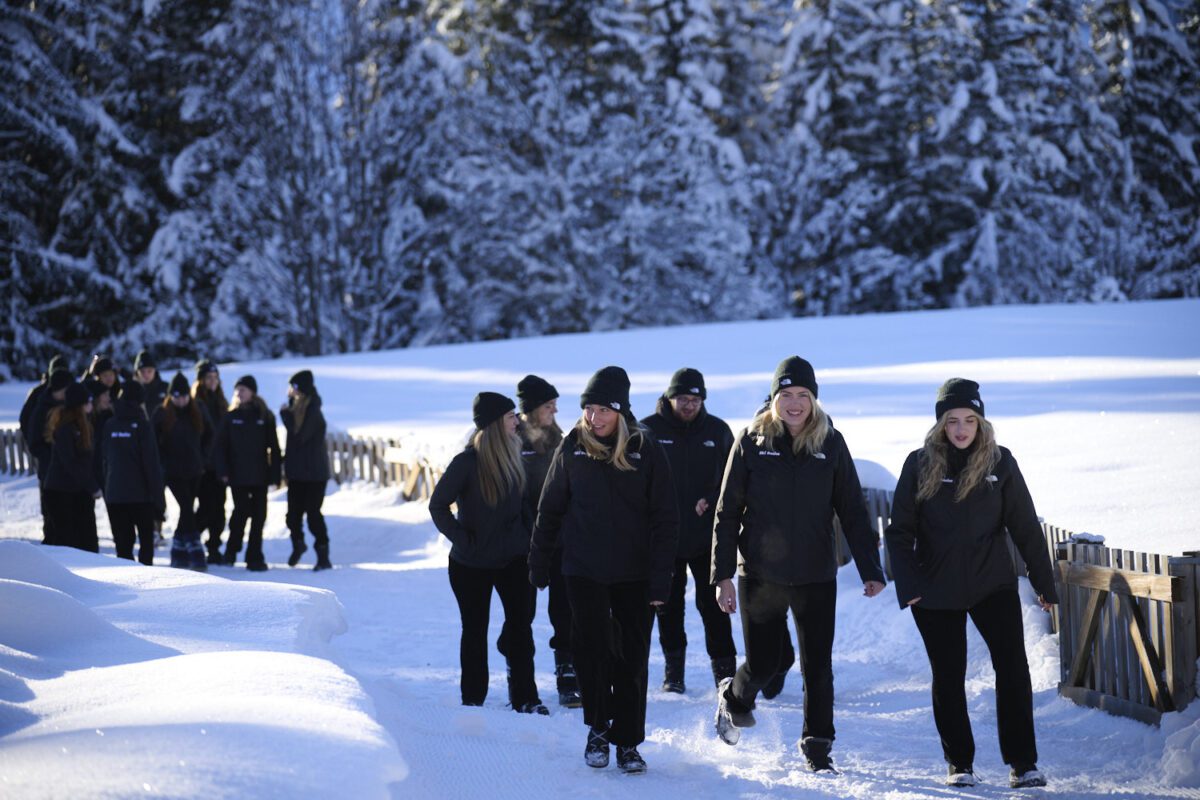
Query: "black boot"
662 649 685 694
711 656 737 687
287 538 307 567
313 546 332 571
554 650 582 708
799 736 837 773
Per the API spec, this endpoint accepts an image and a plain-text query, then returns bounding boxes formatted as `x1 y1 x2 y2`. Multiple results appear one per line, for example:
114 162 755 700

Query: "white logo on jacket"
759 450 781 457
814 452 826 460
658 439 674 445
703 440 715 447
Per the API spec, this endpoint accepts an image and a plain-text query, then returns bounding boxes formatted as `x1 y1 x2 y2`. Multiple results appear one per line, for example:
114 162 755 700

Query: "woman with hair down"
885 379 1057 789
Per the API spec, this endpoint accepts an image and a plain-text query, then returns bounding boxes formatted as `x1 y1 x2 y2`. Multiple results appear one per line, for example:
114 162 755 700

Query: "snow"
2 299 1199 797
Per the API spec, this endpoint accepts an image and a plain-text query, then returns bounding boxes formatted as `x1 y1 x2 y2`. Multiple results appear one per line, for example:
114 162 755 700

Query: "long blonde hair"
916 413 1001 502
472 417 526 507
290 393 310 430
748 395 831 456
575 414 641 472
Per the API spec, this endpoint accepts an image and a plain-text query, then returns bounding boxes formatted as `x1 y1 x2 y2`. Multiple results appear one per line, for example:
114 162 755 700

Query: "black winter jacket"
430 446 531 569
195 390 227 470
98 400 164 508
19 381 46 451
518 425 562 522
153 403 213 482
712 424 885 587
142 376 168 421
530 427 679 602
641 399 734 560
30 391 61 481
884 445 1059 610
281 395 329 483
213 402 281 487
45 421 99 495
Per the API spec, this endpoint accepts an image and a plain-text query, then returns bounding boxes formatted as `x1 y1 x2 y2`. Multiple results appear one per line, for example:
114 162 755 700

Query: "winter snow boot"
313 546 332 571
514 701 550 716
662 650 686 694
616 746 647 775
206 546 224 565
1009 764 1047 788
585 725 610 768
222 548 238 566
799 736 836 773
287 539 308 567
714 677 754 745
946 764 977 786
187 540 208 572
711 656 737 687
554 651 582 708
169 539 189 569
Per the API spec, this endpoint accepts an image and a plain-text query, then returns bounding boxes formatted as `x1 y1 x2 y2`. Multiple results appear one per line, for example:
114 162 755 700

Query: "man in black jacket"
641 368 737 693
133 349 168 420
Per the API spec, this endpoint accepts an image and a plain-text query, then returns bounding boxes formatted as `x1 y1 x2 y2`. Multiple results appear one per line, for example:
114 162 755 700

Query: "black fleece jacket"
429 446 531 569
641 398 734 560
530 427 679 602
98 400 164 508
45 421 99 495
712 423 885 587
884 444 1059 610
153 403 213 482
213 402 281 487
281 394 329 483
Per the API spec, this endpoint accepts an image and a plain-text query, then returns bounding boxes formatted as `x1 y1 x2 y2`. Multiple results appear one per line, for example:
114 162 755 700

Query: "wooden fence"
0 427 35 477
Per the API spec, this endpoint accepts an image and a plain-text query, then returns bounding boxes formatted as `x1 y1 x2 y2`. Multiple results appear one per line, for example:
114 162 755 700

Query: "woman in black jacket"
515 374 580 708
884 379 1058 789
98 382 164 564
429 392 546 716
281 370 331 571
193 360 229 564
154 372 214 571
213 375 280 571
711 356 886 772
44 382 100 553
530 367 678 775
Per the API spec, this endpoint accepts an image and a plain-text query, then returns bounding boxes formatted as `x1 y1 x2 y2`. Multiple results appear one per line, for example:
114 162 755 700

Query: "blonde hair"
575 413 640 472
520 411 562 455
472 417 526 507
916 413 1000 502
748 395 831 456
290 393 310 430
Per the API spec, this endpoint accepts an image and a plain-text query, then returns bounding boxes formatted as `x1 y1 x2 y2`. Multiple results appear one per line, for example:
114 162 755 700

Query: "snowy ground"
2 300 1199 797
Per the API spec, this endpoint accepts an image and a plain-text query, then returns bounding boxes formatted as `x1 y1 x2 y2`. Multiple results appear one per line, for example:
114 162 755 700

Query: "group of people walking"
18 352 333 572
431 360 1058 788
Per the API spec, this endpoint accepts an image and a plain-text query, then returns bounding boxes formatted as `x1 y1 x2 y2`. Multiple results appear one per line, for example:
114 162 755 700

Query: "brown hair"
193 379 228 412
916 413 1001 502
160 395 204 434
45 406 93 451
290 393 310 431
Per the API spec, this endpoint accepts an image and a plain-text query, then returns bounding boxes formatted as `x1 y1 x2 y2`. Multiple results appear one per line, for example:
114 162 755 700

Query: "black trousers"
447 555 539 707
654 554 736 659
727 577 837 742
107 502 156 564
910 588 1038 768
502 551 572 658
227 485 267 563
196 470 227 553
40 484 56 545
286 480 328 552
565 576 653 747
44 489 98 553
167 477 201 543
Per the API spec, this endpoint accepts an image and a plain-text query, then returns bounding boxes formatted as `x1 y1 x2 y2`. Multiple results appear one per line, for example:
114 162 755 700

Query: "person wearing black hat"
85 354 118 389
512 374 580 708
153 372 215 571
530 366 679 774
43 382 101 553
85 375 116 437
884 379 1057 789
640 367 737 694
429 392 547 715
98 381 165 565
21 359 71 545
192 359 229 563
281 370 331 571
134 349 169 420
212 375 280 571
712 356 886 773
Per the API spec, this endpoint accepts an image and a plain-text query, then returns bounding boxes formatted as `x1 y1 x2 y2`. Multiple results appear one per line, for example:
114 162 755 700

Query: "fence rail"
5 425 1196 723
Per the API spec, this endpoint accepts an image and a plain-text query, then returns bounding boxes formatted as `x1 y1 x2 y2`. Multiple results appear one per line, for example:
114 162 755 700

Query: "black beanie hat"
517 374 558 414
667 367 706 400
195 359 218 380
65 382 90 410
89 354 115 376
134 350 156 371
169 372 190 397
580 366 633 418
49 370 73 392
473 392 515 430
47 354 68 375
771 356 818 399
234 375 257 394
289 370 315 395
120 380 144 405
935 378 984 419
83 375 107 400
